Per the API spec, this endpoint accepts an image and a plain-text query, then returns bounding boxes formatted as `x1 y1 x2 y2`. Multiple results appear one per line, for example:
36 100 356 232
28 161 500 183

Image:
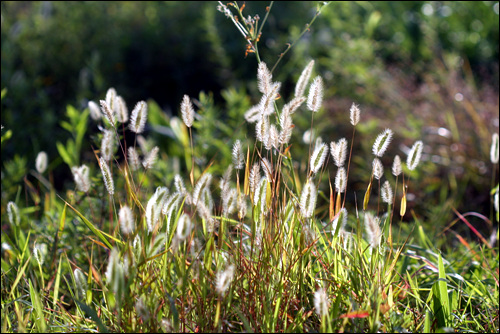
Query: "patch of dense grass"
1 2 498 333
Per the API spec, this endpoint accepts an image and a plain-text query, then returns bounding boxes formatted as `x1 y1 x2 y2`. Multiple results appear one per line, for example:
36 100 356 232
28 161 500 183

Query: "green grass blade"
60 196 113 249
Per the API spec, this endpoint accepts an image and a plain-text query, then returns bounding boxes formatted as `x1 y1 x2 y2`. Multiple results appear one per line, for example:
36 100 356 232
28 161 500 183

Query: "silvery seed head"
36 151 48 174
407 140 423 171
307 76 324 113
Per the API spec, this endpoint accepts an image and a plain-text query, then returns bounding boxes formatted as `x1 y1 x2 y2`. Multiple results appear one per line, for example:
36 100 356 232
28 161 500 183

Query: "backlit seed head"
33 243 47 266
146 186 169 233
310 143 328 174
222 188 238 216
314 288 330 317
88 101 102 121
100 100 116 128
261 158 273 182
119 206 135 236
372 158 384 180
335 167 347 193
192 173 212 206
372 129 393 157
105 87 117 111
232 140 244 170
127 147 141 171
392 155 402 176
101 129 115 162
114 95 128 123
250 163 261 201
129 101 148 134
36 151 48 174
216 264 235 296
350 103 360 126
491 133 499 164
244 105 261 123
365 212 382 248
99 159 114 195
74 268 87 299
330 138 348 167
307 76 324 112
300 179 317 219
407 140 423 171
332 208 348 237
7 201 20 226
142 146 159 170
295 60 314 98
176 213 192 241
381 180 393 204
181 95 194 128
72 165 91 193
257 62 273 95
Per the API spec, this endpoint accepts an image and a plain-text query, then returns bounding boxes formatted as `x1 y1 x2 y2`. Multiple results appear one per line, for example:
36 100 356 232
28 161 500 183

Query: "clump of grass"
1 2 498 333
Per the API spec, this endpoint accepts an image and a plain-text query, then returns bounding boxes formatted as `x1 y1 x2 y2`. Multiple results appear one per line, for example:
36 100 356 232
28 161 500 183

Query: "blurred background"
1 1 498 236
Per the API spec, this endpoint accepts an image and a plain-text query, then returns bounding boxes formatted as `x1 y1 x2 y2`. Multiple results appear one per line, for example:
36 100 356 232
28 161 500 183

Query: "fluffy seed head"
100 100 116 128
256 116 269 145
350 103 360 126
491 133 499 164
365 212 382 248
105 87 117 111
381 180 393 204
119 206 135 236
33 243 47 266
129 101 148 134
101 129 115 162
257 62 273 95
181 95 194 128
283 96 306 115
74 268 87 299
249 163 261 201
127 147 141 171
392 155 402 176
310 143 328 174
261 158 273 182
307 76 324 112
232 140 244 169
314 288 330 317
279 109 293 145
100 159 114 195
244 105 261 123
372 158 384 180
237 194 247 220
176 213 192 241
72 165 91 193
407 140 423 171
7 201 20 226
114 95 128 123
142 146 159 170
335 167 347 193
295 60 314 98
331 138 348 167
146 186 169 233
300 179 317 218
259 83 281 117
174 174 187 195
372 129 393 157
88 101 102 121
192 173 212 206
36 151 48 174
332 208 348 237
222 188 238 216
267 125 280 150
216 264 235 296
